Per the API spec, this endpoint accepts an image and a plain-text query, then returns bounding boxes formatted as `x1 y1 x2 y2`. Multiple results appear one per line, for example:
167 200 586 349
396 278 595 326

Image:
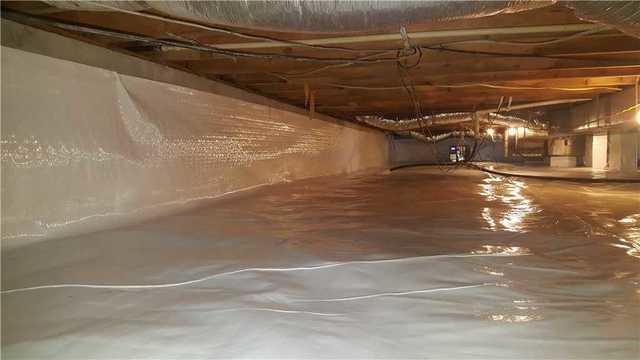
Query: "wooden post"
309 91 315 120
472 112 480 136
504 128 509 160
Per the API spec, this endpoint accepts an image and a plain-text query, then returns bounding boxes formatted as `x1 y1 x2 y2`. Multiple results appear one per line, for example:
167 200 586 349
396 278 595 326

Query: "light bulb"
486 128 495 136
508 128 517 136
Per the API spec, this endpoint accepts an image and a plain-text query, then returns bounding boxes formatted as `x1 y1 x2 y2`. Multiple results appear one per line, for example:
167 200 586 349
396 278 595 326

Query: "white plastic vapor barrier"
1 47 387 243
2 168 639 358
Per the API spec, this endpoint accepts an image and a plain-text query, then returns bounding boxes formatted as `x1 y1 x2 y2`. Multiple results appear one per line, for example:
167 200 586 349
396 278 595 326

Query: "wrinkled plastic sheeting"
45 1 552 33
0 47 386 243
2 168 639 358
565 1 640 38
43 1 640 37
148 1 553 33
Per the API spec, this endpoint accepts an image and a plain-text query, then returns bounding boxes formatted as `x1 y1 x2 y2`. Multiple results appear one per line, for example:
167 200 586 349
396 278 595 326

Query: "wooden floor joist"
2 0 639 125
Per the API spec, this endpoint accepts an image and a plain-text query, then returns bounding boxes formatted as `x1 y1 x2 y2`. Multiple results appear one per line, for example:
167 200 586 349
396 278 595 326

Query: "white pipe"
478 98 591 114
206 24 598 50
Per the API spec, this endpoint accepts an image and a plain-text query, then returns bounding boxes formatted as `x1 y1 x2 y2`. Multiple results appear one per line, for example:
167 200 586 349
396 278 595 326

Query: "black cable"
394 39 459 173
420 45 571 61
88 1 404 54
273 47 419 78
1 10 411 65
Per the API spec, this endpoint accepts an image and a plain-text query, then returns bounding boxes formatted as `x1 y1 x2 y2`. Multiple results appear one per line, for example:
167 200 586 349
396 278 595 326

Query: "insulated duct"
519 128 549 138
356 112 530 132
408 130 475 142
407 128 545 144
407 130 506 142
358 113 473 132
487 114 530 128
44 1 640 38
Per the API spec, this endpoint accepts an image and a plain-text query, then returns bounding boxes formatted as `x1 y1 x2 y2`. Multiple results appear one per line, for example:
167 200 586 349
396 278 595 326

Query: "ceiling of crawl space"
2 1 640 133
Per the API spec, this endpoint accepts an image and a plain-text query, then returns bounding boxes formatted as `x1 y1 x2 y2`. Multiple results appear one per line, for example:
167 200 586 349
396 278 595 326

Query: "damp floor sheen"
2 167 639 359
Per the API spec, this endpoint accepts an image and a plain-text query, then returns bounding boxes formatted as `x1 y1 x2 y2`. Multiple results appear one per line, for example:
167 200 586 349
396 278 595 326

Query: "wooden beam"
247 76 638 94
137 33 640 62
255 87 617 100
547 50 640 57
183 57 640 80
244 65 640 88
196 24 599 50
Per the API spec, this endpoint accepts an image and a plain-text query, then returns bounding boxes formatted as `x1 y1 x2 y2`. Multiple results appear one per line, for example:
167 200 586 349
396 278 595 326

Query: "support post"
472 112 480 136
504 128 509 160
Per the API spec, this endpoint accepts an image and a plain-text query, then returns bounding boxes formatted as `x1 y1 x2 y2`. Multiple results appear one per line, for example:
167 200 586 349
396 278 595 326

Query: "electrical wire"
467 97 507 164
78 2 618 56
431 26 612 48
2 10 410 65
8 6 617 73
87 1 399 54
85 2 615 57
421 45 570 60
393 32 463 173
325 82 621 92
269 48 417 79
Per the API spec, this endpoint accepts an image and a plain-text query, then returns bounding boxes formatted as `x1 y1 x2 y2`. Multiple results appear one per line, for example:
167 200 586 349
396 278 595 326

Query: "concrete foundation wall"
608 133 623 170
1 21 388 244
584 134 593 167
549 156 577 168
592 134 609 170
617 132 639 172
390 137 504 167
563 88 639 171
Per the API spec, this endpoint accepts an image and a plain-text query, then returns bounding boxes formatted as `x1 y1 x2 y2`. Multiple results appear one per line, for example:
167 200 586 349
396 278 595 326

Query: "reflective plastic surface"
2 168 639 358
1 47 386 243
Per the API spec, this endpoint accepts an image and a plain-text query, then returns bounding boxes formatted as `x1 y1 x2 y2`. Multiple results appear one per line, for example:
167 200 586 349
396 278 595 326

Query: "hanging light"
508 127 517 136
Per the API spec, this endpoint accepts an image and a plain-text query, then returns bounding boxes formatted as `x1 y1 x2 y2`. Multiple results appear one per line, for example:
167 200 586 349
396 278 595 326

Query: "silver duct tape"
1 47 386 242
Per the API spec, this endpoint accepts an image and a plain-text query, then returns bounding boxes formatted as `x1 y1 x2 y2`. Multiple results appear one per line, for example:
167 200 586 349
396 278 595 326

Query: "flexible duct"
408 130 507 142
357 112 530 132
486 114 530 128
520 128 549 138
44 1 640 38
407 128 544 143
408 130 476 143
357 113 473 132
